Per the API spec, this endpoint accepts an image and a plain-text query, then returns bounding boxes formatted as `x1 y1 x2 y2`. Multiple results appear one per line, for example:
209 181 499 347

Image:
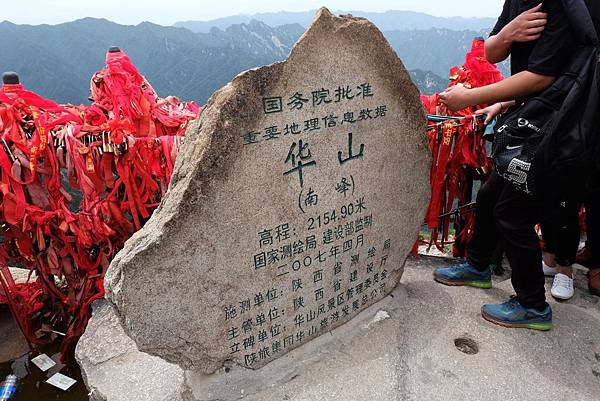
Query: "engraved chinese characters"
105 8 430 374
234 79 389 368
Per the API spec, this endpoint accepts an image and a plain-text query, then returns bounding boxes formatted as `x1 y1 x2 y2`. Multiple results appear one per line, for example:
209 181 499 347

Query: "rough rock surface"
74 301 185 401
105 7 429 373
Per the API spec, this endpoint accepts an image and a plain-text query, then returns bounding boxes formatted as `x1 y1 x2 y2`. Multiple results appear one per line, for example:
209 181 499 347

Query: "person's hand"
475 103 503 124
500 3 547 43
439 84 474 112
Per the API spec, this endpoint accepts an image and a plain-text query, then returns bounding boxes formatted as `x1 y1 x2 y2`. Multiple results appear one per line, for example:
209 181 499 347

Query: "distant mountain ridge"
175 10 497 33
409 70 448 96
0 18 304 104
0 16 505 105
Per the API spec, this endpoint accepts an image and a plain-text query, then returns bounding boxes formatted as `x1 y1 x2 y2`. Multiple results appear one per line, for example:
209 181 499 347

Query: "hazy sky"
2 0 504 26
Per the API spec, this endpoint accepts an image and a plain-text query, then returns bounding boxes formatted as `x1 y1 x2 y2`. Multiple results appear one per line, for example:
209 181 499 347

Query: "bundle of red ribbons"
0 49 200 352
421 38 504 254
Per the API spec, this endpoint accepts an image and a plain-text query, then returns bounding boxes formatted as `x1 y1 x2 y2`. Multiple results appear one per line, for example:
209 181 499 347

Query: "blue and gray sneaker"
433 261 492 289
481 296 553 331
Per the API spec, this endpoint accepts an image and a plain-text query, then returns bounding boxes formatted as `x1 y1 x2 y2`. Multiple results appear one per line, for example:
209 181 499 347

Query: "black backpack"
492 0 600 198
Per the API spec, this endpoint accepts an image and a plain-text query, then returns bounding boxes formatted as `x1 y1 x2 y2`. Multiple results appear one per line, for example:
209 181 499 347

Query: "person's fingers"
524 33 542 41
526 26 546 35
440 86 454 97
528 12 548 20
526 18 547 28
475 104 502 124
521 31 543 39
476 106 494 115
526 3 544 13
525 21 547 31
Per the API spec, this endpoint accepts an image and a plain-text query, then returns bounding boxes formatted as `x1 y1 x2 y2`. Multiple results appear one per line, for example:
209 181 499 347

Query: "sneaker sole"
550 291 574 301
434 276 492 289
481 308 553 331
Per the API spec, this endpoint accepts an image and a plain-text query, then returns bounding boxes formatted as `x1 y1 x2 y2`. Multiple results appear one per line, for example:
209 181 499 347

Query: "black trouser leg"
541 200 581 267
466 171 546 309
493 182 546 310
467 171 503 270
586 190 600 264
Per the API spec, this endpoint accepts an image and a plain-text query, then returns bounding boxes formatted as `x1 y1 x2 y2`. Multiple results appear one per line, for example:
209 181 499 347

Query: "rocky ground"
0 305 29 363
3 256 600 400
233 256 600 401
77 256 600 401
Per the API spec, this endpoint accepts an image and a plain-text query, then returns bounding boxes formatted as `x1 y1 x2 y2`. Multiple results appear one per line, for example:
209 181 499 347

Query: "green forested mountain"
0 18 304 104
0 17 505 105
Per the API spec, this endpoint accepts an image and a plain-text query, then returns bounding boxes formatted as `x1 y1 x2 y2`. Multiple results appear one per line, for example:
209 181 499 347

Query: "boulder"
105 7 429 373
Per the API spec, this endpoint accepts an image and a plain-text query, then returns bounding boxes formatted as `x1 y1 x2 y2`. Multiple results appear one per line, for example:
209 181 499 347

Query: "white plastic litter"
31 354 56 372
46 373 76 391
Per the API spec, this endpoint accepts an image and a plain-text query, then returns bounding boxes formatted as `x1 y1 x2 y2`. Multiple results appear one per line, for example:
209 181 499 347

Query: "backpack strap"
562 0 599 45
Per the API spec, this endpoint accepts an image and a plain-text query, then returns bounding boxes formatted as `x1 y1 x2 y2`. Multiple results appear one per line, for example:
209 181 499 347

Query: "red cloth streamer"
421 39 504 254
0 49 201 353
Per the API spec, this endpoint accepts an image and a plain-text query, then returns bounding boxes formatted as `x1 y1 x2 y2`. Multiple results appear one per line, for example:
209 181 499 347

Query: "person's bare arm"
475 101 516 124
485 33 513 64
440 71 555 111
485 4 547 63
